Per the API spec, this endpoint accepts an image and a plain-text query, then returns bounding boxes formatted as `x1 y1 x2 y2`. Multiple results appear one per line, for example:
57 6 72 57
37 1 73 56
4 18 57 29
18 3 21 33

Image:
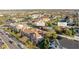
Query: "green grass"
3 28 20 40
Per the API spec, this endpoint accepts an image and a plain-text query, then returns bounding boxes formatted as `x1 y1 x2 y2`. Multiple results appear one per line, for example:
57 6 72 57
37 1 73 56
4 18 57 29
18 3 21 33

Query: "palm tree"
45 31 58 48
54 26 62 34
73 11 79 26
44 37 50 49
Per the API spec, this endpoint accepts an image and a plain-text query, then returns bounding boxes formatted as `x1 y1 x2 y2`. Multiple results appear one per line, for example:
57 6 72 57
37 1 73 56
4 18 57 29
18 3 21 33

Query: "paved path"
58 34 74 40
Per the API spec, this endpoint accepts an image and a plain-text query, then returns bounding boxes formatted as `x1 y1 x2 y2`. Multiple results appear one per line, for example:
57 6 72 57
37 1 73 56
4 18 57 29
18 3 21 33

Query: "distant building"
5 19 15 24
12 17 23 22
16 24 30 30
33 16 50 26
30 32 43 44
30 13 42 19
23 28 43 44
34 20 45 26
58 16 74 27
58 22 67 27
67 18 74 26
31 14 39 19
41 16 50 22
15 23 43 44
16 24 24 30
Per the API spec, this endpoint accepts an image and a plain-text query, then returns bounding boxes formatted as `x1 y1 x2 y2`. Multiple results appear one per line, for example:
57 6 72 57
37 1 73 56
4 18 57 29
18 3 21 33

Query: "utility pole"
74 10 79 26
75 10 79 26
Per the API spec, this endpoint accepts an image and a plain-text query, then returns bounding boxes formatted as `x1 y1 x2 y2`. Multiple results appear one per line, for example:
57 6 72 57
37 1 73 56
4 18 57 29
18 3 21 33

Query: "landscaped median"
3 28 37 49
0 37 9 49
1 43 9 49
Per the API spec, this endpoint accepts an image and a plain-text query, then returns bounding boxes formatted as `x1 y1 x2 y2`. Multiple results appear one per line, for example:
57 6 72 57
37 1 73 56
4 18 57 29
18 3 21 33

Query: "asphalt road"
0 30 20 49
8 34 27 49
59 38 79 49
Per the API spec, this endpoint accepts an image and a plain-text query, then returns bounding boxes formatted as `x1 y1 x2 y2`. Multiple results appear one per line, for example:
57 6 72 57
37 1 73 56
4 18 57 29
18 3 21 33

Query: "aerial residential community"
0 9 79 49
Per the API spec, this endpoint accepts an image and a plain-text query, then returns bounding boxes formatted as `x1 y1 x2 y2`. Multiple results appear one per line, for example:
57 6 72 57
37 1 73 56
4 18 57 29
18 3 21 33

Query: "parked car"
17 43 25 49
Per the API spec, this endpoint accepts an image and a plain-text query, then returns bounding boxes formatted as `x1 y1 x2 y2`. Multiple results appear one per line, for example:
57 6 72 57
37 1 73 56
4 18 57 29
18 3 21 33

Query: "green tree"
70 28 76 36
51 31 58 47
0 21 3 25
25 40 36 49
65 29 72 36
46 21 52 27
44 37 50 49
45 31 52 38
45 31 57 39
51 31 57 39
38 31 58 49
38 37 50 49
54 26 62 34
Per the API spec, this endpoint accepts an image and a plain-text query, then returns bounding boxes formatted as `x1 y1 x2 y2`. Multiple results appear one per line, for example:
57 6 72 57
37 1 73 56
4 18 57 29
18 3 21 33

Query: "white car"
17 43 26 49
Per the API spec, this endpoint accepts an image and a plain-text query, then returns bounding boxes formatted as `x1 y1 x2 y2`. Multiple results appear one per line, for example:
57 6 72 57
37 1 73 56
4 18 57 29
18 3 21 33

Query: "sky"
0 0 78 9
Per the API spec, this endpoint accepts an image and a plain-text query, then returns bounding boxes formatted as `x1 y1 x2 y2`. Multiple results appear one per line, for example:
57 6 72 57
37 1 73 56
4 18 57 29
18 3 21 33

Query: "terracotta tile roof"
23 28 42 38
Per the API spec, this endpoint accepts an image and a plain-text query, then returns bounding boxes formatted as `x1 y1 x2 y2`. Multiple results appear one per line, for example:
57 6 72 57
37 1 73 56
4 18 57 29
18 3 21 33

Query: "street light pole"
75 10 79 26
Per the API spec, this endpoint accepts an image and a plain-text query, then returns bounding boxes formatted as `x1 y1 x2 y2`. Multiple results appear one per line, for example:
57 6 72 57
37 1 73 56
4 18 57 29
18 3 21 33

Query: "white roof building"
58 22 67 27
34 21 45 26
16 24 24 30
